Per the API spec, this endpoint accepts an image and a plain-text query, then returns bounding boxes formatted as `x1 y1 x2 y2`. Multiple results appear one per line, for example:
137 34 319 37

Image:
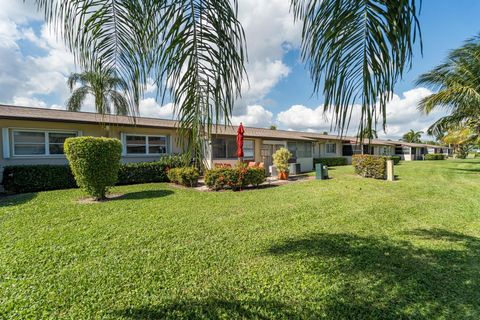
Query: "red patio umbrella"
236 122 245 161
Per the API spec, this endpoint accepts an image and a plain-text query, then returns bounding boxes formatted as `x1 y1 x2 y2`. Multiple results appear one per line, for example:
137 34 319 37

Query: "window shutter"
120 132 126 155
166 135 171 154
2 128 10 159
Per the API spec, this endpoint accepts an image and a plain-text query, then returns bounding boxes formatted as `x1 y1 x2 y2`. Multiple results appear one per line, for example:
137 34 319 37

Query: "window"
12 130 77 156
211 137 254 159
243 140 254 160
125 134 167 155
326 143 337 154
287 141 312 158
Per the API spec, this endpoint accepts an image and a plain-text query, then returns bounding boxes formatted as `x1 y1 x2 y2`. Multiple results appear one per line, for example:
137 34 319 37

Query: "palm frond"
66 86 89 112
149 0 247 166
109 90 129 115
35 0 246 166
291 0 421 138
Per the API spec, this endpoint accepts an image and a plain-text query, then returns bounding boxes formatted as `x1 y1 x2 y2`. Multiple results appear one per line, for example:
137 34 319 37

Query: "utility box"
315 163 329 180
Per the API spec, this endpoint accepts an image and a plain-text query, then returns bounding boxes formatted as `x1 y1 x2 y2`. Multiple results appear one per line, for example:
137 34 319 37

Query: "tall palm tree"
66 69 132 116
417 34 480 137
33 0 420 164
401 129 423 143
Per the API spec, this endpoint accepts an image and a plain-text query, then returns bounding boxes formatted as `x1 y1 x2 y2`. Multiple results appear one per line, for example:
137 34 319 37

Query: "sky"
0 0 479 139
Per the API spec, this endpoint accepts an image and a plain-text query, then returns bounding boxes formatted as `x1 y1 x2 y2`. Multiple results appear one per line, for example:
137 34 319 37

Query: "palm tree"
417 35 480 137
66 69 132 116
34 0 420 165
357 128 378 140
401 129 423 143
442 127 478 159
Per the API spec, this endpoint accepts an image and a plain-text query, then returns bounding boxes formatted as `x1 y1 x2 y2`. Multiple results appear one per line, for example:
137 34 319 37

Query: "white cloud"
234 0 300 113
139 99 175 119
276 88 446 139
231 105 274 128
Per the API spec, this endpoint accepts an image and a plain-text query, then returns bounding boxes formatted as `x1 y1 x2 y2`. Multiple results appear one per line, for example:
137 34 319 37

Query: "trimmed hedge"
386 155 401 165
167 167 200 187
352 155 387 179
313 157 347 167
117 162 169 185
424 153 446 160
205 166 266 191
2 165 76 194
65 137 122 199
2 155 187 194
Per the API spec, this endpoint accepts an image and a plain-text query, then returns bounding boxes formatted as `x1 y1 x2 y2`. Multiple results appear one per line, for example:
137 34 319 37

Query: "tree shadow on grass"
0 192 37 207
120 189 174 200
116 298 316 320
448 167 480 174
268 230 480 319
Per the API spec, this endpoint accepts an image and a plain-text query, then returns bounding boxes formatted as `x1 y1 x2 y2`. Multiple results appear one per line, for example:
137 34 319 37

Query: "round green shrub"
273 148 292 173
64 136 122 200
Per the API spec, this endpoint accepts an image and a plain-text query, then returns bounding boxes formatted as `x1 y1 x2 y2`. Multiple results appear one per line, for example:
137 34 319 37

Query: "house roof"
0 104 178 129
0 104 449 148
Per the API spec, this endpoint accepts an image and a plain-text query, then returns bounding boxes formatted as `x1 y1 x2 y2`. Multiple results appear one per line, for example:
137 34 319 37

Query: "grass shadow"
121 189 174 200
0 192 37 207
115 297 317 319
268 230 480 319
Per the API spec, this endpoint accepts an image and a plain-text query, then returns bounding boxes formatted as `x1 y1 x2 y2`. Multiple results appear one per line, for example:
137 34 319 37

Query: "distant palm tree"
417 34 480 136
402 129 423 143
66 69 134 116
357 128 378 139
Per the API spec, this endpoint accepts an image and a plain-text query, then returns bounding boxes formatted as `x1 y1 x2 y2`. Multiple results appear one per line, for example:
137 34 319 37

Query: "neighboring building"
0 104 453 182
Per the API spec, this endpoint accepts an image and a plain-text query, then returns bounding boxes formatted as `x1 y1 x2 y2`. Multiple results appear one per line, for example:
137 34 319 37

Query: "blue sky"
267 0 480 108
0 0 479 138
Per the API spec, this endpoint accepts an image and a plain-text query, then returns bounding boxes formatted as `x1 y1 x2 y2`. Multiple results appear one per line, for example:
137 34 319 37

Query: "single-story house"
0 104 453 184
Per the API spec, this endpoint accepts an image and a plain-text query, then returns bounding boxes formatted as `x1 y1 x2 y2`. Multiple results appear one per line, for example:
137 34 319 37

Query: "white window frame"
124 134 168 156
326 143 337 154
11 129 79 157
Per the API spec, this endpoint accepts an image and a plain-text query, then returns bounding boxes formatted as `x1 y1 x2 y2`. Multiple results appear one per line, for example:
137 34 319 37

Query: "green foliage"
417 34 480 136
2 165 76 194
313 157 347 167
402 129 423 143
117 162 170 185
167 167 200 187
204 166 266 191
474 152 480 158
2 155 188 194
64 137 122 199
352 155 387 179
424 154 446 160
273 148 292 173
66 68 133 115
386 156 401 165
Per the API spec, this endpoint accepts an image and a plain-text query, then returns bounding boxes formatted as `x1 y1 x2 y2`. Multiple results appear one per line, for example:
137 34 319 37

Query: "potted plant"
273 147 292 180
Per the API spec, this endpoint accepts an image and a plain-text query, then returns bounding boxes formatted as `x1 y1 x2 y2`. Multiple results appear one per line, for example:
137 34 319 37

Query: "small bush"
313 157 347 167
424 153 445 160
204 166 266 191
65 136 122 200
474 152 480 159
2 165 76 194
386 155 401 165
273 148 292 173
167 167 200 187
352 155 387 179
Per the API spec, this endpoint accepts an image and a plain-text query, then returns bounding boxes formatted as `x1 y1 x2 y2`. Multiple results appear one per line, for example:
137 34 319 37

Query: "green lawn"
1 160 480 319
